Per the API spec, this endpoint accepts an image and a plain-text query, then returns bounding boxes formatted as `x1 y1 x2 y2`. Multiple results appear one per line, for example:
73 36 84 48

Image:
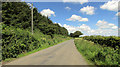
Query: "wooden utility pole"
31 3 33 35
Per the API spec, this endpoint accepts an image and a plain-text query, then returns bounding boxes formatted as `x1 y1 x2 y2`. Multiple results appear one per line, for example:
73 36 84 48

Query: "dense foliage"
70 31 83 37
2 2 68 36
2 2 70 60
2 24 70 60
75 38 120 65
0 24 1 62
83 36 120 49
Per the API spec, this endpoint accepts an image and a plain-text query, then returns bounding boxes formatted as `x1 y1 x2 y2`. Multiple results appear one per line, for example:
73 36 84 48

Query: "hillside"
2 2 68 36
2 2 70 60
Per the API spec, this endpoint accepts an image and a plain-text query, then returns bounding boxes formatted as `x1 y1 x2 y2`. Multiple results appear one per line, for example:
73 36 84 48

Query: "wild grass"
3 39 67 63
74 38 120 66
2 25 71 62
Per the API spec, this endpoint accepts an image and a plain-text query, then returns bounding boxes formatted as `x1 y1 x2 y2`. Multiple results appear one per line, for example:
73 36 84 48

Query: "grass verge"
74 38 120 66
3 39 70 64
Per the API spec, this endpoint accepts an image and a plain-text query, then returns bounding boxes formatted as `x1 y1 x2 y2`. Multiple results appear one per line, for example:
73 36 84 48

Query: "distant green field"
74 38 120 65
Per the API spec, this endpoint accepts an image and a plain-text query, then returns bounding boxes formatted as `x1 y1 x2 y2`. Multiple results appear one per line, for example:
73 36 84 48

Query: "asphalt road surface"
5 39 88 65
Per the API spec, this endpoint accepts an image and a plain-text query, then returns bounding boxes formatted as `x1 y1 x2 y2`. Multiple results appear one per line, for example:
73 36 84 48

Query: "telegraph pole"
31 3 33 35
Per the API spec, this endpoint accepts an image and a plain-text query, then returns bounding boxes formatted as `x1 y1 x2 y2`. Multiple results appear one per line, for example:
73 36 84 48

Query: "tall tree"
70 31 83 37
2 2 69 36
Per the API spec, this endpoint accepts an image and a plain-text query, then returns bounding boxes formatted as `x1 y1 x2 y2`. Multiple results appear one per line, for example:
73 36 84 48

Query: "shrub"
83 36 120 49
74 38 120 65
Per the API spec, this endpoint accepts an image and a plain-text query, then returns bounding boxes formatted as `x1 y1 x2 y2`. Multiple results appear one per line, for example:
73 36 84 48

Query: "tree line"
70 31 83 37
2 2 72 60
2 2 68 37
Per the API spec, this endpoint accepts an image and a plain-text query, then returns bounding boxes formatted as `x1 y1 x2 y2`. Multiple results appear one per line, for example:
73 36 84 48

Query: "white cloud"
40 9 55 17
80 6 95 15
96 20 118 29
112 26 118 29
91 29 118 36
100 0 120 16
58 23 62 26
65 6 71 10
63 24 77 33
79 24 91 32
66 14 88 22
63 0 88 4
100 0 118 12
63 20 118 36
54 22 62 27
63 24 92 34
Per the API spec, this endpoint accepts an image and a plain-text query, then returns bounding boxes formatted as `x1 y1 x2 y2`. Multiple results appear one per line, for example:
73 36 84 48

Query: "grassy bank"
2 25 71 62
74 38 120 66
3 38 69 63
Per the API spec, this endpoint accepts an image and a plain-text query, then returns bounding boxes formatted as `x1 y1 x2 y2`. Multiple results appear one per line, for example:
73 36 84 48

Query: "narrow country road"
5 39 88 65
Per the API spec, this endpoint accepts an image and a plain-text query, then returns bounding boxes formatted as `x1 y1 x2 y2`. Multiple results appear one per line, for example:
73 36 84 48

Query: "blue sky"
26 1 119 36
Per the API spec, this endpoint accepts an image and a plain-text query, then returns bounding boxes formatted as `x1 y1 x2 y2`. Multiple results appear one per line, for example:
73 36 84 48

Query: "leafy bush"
2 2 71 61
2 24 71 60
74 38 120 65
83 36 120 49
